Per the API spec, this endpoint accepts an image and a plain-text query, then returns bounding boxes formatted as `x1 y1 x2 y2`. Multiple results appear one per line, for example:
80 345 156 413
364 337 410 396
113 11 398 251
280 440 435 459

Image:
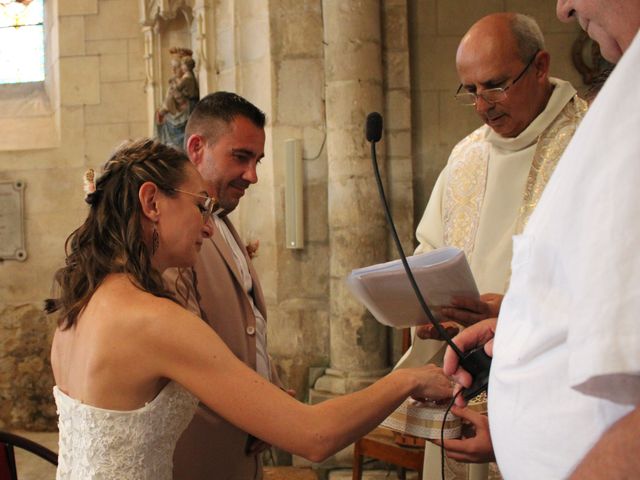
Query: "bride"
47 138 452 479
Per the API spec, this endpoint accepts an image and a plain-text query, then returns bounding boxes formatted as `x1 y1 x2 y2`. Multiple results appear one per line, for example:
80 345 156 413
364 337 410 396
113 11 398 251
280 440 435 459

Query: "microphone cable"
440 389 463 480
365 111 491 402
365 111 490 479
365 113 466 357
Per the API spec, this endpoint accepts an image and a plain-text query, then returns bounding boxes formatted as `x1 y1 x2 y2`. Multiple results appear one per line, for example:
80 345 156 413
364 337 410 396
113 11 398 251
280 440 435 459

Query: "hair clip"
83 169 96 196
83 169 99 205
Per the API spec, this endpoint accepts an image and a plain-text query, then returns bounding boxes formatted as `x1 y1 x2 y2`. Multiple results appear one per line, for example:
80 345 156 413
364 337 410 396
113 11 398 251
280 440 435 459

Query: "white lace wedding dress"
54 381 198 479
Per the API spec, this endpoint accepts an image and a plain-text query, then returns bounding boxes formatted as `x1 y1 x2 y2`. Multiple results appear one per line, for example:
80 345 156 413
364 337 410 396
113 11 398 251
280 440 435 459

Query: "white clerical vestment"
415 78 584 294
394 78 587 480
401 78 586 369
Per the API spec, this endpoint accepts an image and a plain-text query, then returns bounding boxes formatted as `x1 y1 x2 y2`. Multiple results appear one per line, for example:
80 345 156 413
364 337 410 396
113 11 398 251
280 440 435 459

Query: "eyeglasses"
171 188 219 222
454 51 540 106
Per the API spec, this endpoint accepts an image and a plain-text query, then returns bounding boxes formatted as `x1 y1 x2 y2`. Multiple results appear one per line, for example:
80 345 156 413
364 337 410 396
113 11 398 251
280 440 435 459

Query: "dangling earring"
152 224 160 256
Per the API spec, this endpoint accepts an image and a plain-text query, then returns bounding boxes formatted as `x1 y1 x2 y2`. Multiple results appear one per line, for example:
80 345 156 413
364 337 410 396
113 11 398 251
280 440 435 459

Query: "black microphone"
365 112 383 143
365 111 491 401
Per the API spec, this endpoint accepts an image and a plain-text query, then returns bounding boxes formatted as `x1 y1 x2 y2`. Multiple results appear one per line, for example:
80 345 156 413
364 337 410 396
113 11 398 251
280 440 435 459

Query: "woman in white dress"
47 138 452 479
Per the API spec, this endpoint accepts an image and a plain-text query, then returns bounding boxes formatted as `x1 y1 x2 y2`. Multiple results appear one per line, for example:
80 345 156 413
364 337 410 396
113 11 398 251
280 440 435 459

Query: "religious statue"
155 47 199 149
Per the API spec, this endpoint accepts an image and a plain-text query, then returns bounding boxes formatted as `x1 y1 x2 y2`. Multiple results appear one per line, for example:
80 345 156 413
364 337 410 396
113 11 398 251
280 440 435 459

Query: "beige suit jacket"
168 217 268 480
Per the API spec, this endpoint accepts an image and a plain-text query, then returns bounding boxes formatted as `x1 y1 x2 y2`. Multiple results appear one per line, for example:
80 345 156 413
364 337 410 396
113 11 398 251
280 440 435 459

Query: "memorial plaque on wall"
0 181 27 261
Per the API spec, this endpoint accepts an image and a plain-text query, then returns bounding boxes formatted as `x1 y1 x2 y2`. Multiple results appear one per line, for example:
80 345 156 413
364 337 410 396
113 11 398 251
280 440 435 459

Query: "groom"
165 91 281 479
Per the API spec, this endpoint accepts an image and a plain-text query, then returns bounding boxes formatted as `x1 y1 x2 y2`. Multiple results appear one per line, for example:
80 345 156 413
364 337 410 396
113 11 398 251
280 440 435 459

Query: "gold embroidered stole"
442 96 588 263
516 96 588 232
442 130 490 260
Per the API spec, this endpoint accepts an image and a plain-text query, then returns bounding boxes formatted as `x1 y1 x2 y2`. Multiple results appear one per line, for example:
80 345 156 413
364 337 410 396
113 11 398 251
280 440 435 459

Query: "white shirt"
490 32 640 479
214 215 271 380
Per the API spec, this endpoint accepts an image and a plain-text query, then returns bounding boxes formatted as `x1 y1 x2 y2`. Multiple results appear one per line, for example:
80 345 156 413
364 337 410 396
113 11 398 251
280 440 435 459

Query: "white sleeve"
563 48 640 405
567 192 640 406
414 165 449 255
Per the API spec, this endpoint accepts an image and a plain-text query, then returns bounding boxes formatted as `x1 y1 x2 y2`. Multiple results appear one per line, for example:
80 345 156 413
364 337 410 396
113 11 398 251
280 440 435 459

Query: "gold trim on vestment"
442 96 588 269
516 96 589 232
442 130 489 262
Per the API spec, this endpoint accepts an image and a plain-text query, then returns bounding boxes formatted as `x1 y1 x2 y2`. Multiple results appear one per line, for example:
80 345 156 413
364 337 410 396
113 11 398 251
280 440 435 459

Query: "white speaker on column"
284 138 304 249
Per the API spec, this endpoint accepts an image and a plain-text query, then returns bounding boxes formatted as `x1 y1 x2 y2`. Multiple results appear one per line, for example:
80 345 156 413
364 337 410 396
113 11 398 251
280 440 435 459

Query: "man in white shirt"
442 2 640 478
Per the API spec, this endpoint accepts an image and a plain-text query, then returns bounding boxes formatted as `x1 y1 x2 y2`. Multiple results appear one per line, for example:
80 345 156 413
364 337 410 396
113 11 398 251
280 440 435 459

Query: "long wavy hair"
46 138 191 329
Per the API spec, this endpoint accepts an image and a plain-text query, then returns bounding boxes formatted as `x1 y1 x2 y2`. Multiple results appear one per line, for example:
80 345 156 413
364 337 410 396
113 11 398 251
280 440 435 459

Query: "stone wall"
0 0 147 430
409 0 585 228
0 305 56 430
0 0 589 432
266 0 331 399
266 0 416 398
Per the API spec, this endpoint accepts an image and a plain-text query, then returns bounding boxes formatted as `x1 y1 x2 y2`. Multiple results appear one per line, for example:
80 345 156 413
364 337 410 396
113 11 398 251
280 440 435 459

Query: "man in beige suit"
168 92 279 479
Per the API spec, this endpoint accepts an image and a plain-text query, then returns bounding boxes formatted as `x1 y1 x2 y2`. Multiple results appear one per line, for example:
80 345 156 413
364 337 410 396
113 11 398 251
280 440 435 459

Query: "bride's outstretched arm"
145 300 452 462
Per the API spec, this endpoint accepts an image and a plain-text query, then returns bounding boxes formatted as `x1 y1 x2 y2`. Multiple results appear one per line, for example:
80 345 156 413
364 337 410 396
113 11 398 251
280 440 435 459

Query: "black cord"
369 142 466 358
441 389 463 480
302 130 327 161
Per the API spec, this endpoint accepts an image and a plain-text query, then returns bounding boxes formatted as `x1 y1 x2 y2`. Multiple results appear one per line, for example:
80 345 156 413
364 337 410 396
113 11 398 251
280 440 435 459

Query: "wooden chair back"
0 431 57 480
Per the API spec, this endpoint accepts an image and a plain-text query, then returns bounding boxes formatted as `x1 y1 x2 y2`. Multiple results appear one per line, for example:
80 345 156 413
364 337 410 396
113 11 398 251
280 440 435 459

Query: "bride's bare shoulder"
95 274 169 305
93 274 198 329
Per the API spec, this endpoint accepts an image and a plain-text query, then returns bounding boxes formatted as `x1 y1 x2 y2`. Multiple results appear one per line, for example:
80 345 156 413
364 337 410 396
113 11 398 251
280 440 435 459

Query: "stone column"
310 0 389 401
141 24 158 136
191 0 216 96
382 0 415 363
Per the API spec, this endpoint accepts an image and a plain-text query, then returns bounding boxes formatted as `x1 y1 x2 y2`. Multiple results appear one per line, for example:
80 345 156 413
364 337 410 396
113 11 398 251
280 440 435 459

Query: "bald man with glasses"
407 12 587 331
391 12 587 480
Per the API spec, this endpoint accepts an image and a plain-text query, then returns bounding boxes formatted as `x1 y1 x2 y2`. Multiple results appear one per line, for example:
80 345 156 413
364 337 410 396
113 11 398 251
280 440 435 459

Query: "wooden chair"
352 329 425 480
352 427 424 480
0 431 58 480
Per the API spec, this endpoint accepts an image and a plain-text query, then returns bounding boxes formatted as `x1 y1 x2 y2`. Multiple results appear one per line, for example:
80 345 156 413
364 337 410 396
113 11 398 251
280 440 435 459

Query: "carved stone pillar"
141 24 159 136
310 0 389 402
191 0 215 95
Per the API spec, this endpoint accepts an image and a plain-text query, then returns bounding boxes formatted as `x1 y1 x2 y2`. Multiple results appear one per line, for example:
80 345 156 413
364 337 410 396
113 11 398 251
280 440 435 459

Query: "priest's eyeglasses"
172 188 219 222
454 50 540 106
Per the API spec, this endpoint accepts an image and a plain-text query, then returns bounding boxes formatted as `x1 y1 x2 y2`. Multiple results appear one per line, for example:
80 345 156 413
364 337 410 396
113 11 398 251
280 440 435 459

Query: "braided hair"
46 138 190 329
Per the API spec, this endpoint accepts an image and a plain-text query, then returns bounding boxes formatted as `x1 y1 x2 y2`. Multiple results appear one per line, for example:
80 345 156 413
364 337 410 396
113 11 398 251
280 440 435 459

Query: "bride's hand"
405 364 453 402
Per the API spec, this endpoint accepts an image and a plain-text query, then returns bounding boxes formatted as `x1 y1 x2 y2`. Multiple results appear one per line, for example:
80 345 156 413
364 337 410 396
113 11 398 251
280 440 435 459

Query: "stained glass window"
0 0 45 84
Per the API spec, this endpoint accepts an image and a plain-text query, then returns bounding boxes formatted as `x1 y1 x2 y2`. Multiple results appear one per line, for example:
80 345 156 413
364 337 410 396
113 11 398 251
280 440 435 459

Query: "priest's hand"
416 321 461 340
431 406 495 463
415 293 502 340
440 293 503 327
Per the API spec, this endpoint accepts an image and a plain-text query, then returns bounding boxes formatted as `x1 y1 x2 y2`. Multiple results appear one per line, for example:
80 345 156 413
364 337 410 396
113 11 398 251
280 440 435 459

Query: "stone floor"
8 431 417 479
330 469 418 479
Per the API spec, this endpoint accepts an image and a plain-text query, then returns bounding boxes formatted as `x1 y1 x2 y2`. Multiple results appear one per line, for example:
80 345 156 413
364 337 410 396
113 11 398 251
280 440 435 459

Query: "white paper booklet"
346 247 478 328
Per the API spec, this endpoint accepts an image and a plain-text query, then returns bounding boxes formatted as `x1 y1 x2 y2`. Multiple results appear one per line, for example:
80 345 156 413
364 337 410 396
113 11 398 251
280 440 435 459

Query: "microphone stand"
366 112 491 401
